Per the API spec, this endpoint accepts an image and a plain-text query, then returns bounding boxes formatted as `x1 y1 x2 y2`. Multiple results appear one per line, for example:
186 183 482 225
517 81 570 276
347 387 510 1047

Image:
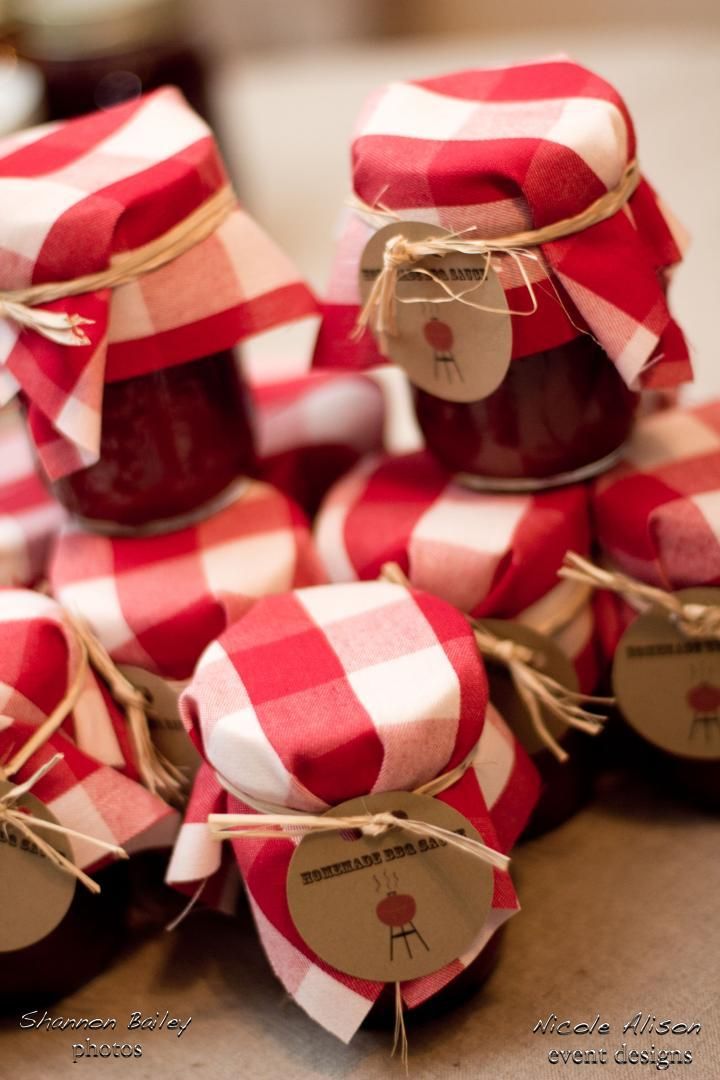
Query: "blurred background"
1 0 718 406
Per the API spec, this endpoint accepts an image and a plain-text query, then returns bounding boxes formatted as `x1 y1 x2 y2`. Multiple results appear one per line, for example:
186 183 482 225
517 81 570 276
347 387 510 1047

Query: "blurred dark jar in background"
11 0 211 120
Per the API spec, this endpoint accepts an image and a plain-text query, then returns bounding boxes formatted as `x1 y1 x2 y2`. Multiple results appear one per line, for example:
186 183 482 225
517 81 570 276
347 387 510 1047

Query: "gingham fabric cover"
316 452 598 690
50 481 327 680
253 370 386 516
167 581 540 1041
0 408 65 587
0 87 318 480
0 587 150 778
592 401 720 590
0 716 176 872
313 56 690 391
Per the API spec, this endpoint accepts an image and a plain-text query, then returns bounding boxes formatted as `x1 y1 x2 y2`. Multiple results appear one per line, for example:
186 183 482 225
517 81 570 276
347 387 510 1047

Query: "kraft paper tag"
120 666 201 782
0 780 76 952
359 222 512 403
286 791 494 983
480 619 578 757
612 588 720 762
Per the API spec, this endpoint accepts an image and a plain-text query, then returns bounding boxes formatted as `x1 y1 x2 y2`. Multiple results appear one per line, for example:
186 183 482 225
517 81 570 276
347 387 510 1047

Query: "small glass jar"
413 337 639 487
50 349 257 528
12 0 211 121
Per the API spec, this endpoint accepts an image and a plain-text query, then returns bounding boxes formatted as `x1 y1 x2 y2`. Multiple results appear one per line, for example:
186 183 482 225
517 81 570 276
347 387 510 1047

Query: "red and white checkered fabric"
0 716 176 872
167 581 540 1041
0 88 318 480
314 56 690 391
0 587 149 777
592 401 720 590
316 453 598 690
0 408 65 586
253 371 386 516
50 481 326 680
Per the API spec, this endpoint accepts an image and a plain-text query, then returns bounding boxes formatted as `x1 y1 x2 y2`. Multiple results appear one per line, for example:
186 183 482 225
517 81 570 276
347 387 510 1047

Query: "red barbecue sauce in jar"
51 349 257 528
413 337 639 486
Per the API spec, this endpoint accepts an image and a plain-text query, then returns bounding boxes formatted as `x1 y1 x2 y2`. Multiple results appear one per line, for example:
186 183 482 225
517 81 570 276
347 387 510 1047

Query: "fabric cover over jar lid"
167 580 539 1040
50 481 326 680
252 370 386 516
0 87 318 480
316 452 590 617
592 401 720 589
314 56 689 392
0 408 65 587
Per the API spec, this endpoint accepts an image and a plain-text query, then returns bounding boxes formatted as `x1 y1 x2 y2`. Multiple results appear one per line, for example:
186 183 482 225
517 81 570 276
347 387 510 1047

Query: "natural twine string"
560 552 720 639
0 753 128 894
0 186 236 347
1 610 184 802
352 160 640 353
380 562 611 763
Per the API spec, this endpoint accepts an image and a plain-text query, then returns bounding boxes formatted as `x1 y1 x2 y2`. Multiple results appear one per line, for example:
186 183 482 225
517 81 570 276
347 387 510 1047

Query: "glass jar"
12 0 211 121
0 38 45 137
413 336 639 488
50 349 257 528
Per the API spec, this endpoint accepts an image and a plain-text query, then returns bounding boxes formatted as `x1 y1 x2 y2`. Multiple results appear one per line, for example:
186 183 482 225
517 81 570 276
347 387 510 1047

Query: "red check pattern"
0 716 176 872
0 408 65 587
167 582 540 1041
253 370 385 516
50 482 327 680
314 56 690 391
592 401 720 589
0 88 318 480
314 452 597 689
0 587 149 779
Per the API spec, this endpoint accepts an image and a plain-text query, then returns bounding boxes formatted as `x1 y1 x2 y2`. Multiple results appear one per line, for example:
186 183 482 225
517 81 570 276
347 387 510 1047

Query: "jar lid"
592 401 720 589
253 370 386 516
314 57 690 393
50 481 326 680
13 0 180 59
0 408 65 588
0 88 318 482
0 55 45 136
315 452 591 618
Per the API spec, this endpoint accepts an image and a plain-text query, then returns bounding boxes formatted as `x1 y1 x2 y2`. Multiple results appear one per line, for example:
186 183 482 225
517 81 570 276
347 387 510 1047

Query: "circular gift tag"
286 791 494 984
359 222 512 403
612 589 720 762
0 780 77 952
120 666 201 781
480 620 579 757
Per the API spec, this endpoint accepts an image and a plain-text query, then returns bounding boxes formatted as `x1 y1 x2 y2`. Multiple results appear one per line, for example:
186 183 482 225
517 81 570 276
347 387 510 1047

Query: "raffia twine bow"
0 186 235 348
1 605 184 804
0 753 128 893
352 160 641 353
380 562 611 763
560 552 720 639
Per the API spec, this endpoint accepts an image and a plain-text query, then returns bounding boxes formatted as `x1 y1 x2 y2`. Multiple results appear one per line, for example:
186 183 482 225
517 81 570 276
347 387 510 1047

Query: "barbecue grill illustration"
422 313 463 384
686 682 720 742
374 873 429 961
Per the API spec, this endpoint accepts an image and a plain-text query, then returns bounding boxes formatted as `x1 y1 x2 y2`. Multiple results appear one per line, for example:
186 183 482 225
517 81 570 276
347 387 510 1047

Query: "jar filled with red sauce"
50 349 257 528
413 336 639 486
12 0 211 121
314 59 691 490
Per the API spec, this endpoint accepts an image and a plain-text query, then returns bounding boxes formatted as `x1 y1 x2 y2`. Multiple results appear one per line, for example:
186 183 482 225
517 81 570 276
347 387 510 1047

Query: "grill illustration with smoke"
686 681 720 743
374 870 429 961
422 307 463 385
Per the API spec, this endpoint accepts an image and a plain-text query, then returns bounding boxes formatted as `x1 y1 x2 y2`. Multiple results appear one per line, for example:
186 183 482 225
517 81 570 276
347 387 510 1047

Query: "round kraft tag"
359 221 512 403
480 619 579 757
120 666 201 781
0 780 77 952
612 588 720 762
286 791 495 984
